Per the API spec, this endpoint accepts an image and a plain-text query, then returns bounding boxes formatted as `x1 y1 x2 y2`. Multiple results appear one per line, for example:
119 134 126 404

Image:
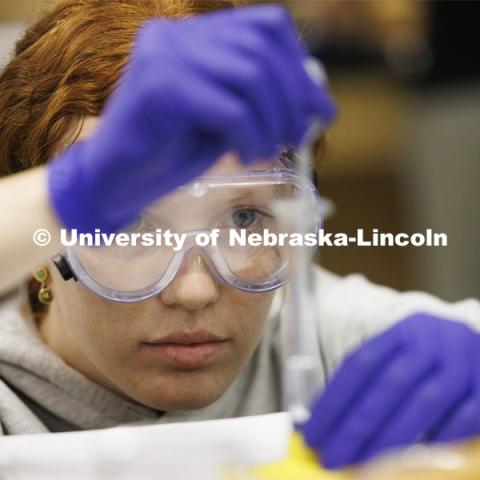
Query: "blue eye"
231 209 259 229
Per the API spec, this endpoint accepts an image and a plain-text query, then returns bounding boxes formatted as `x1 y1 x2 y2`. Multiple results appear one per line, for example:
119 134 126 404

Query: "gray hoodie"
0 267 478 435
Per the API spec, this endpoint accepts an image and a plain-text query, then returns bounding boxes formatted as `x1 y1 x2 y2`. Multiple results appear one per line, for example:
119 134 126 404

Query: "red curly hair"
0 0 236 178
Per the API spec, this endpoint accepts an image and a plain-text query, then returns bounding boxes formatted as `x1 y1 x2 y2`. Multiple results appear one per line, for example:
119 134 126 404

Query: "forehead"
203 152 279 175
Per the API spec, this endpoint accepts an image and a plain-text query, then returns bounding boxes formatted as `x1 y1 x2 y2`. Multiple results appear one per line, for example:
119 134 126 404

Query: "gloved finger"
128 69 262 183
303 327 405 448
246 30 337 146
426 332 480 443
305 84 337 130
170 5 293 47
219 28 308 151
238 10 337 135
144 8 335 150
261 27 337 128
180 43 281 161
427 395 480 443
160 20 280 159
180 74 267 165
357 324 472 464
227 4 296 36
320 345 437 470
198 8 317 150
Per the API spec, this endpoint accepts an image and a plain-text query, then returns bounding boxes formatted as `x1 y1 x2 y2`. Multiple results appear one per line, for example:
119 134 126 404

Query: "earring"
33 267 53 305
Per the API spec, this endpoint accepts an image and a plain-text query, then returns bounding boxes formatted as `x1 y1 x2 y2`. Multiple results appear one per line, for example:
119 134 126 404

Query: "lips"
140 330 229 369
148 330 225 345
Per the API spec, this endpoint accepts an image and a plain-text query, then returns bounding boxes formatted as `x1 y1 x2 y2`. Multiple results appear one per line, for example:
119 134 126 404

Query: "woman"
0 0 479 470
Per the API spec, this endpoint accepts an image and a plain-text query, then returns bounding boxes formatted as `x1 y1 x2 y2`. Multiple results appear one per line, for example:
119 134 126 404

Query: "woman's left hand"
302 313 480 469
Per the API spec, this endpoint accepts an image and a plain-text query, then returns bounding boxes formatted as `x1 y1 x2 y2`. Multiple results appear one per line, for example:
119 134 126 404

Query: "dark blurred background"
1 0 479 300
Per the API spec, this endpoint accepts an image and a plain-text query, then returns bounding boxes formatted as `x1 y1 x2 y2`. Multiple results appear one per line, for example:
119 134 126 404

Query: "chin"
140 389 225 411
126 372 233 412
164 395 220 411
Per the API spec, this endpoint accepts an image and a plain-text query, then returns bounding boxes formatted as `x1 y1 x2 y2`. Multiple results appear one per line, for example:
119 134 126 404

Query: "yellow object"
249 433 351 480
33 267 53 305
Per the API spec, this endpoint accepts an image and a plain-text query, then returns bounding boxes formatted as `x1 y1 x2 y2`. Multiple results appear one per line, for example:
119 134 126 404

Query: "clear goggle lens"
64 165 321 302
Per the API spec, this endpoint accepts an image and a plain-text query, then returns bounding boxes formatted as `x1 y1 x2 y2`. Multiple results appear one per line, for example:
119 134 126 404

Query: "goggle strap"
52 254 77 282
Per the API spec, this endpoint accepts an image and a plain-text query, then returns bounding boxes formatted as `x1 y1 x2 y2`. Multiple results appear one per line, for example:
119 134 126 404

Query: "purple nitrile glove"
302 313 480 469
47 5 336 234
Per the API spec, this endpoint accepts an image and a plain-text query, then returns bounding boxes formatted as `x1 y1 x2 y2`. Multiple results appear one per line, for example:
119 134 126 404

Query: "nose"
160 252 220 310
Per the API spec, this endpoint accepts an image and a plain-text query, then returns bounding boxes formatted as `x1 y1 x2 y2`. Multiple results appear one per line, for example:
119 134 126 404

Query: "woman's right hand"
47 5 336 234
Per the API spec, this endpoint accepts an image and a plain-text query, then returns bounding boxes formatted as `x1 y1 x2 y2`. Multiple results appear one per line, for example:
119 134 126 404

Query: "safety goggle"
53 156 321 303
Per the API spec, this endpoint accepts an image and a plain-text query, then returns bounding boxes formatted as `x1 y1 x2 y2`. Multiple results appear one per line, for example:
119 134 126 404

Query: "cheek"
223 289 274 354
53 276 141 363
